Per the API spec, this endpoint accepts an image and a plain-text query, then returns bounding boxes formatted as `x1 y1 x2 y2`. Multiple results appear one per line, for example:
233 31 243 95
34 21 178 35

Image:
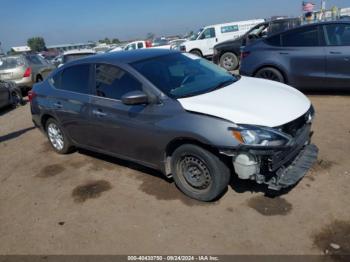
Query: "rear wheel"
190 49 202 57
171 144 231 202
219 52 239 71
255 67 285 83
45 118 74 154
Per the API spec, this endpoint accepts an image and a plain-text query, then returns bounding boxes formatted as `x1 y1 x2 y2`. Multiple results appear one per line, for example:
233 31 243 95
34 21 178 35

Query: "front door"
0 83 9 108
88 64 164 165
197 27 217 56
323 23 350 89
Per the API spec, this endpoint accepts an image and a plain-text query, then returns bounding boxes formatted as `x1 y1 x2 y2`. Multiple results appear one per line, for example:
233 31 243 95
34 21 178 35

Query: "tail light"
240 51 250 60
28 90 36 103
145 40 153 48
23 67 32 78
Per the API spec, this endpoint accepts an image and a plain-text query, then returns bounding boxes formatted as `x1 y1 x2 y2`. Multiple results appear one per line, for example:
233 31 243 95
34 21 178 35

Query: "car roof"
275 20 350 33
63 48 179 67
63 49 96 55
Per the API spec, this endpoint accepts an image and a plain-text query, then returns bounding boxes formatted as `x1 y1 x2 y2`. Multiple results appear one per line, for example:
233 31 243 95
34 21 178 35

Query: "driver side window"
199 28 216 39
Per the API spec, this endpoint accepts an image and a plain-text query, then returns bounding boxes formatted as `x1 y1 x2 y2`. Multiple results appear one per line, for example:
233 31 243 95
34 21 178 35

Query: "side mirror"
121 90 149 105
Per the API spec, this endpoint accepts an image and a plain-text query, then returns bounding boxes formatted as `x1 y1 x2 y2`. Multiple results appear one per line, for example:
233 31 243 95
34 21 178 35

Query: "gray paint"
31 50 241 173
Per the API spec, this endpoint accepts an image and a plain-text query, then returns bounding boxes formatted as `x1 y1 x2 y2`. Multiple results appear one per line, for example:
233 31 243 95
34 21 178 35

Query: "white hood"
178 76 311 127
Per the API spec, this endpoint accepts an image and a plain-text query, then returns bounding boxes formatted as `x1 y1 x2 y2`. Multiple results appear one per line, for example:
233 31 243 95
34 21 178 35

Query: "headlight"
231 125 291 147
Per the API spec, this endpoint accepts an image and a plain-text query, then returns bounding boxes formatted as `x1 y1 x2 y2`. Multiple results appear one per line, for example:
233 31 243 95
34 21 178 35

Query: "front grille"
279 106 314 137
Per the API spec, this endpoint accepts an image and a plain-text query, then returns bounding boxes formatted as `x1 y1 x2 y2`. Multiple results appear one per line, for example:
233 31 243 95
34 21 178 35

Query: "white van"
180 19 265 57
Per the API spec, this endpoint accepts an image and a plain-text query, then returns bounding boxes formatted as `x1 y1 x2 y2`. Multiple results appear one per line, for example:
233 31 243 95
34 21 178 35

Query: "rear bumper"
14 77 33 89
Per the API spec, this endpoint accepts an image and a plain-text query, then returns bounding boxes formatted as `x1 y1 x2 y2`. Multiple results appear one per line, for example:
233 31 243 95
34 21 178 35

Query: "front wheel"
254 67 285 83
171 144 231 202
189 49 202 57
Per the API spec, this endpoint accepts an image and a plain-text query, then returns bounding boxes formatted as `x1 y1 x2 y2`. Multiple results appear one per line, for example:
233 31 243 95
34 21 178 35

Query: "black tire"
171 144 231 202
10 90 23 108
45 118 74 154
255 67 285 83
189 49 202 57
36 75 43 82
219 52 239 71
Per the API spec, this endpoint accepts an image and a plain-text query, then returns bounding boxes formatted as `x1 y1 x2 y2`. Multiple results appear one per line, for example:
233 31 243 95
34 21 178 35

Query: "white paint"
178 76 311 127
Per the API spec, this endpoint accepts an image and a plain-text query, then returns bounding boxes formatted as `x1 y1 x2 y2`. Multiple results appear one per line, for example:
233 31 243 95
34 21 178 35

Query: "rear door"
280 25 326 88
49 64 92 145
322 23 350 89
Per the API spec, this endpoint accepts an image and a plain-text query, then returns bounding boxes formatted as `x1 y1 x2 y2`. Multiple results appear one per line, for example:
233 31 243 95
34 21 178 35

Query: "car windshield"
190 29 203 40
132 53 238 99
63 53 94 63
0 56 25 70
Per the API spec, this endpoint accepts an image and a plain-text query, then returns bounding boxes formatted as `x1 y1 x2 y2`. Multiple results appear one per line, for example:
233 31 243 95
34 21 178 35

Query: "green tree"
112 38 120 44
27 37 46 52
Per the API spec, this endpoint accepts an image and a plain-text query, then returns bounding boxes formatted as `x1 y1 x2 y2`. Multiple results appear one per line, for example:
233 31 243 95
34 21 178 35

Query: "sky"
0 0 348 51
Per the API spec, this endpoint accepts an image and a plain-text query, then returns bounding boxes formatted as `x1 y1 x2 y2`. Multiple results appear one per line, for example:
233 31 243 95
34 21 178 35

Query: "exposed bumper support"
267 144 319 190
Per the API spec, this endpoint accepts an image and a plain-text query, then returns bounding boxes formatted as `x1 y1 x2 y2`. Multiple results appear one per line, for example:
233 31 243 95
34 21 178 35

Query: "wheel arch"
41 114 57 131
189 48 203 57
163 137 226 177
253 64 289 84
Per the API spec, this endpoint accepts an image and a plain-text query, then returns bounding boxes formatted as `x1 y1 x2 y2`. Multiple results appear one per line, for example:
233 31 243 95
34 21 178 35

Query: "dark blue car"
240 21 350 90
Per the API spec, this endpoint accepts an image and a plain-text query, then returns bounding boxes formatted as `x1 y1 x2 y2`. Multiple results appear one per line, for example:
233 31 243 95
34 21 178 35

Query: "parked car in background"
179 19 265 58
240 21 350 90
213 18 301 71
52 55 63 67
123 40 153 51
30 49 318 201
59 49 96 67
0 54 55 91
0 80 24 109
169 39 187 50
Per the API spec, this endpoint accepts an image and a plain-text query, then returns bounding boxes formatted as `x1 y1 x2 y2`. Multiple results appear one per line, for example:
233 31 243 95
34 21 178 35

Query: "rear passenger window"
95 64 143 100
59 64 90 93
137 42 144 49
282 26 319 46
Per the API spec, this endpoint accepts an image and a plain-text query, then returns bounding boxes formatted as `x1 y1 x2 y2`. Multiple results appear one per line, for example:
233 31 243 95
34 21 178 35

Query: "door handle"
279 52 289 55
330 51 342 55
53 102 62 109
92 109 107 117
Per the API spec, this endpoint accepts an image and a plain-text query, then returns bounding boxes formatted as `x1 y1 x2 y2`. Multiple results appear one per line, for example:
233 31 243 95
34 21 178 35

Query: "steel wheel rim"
223 56 234 69
47 123 64 151
179 155 212 190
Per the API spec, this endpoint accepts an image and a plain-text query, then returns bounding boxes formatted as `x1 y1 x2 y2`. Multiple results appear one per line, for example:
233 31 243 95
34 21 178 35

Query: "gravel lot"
0 94 349 256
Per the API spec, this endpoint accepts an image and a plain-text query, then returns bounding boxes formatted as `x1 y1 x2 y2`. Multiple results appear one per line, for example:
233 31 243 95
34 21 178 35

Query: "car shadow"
0 126 36 143
77 148 295 200
77 148 172 183
304 90 350 96
229 174 296 198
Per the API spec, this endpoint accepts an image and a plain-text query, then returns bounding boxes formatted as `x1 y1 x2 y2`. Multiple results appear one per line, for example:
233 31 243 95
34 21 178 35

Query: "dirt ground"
0 94 349 256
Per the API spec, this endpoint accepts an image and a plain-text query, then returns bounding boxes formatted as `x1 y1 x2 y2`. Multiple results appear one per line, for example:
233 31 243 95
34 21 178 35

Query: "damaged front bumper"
220 124 319 191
